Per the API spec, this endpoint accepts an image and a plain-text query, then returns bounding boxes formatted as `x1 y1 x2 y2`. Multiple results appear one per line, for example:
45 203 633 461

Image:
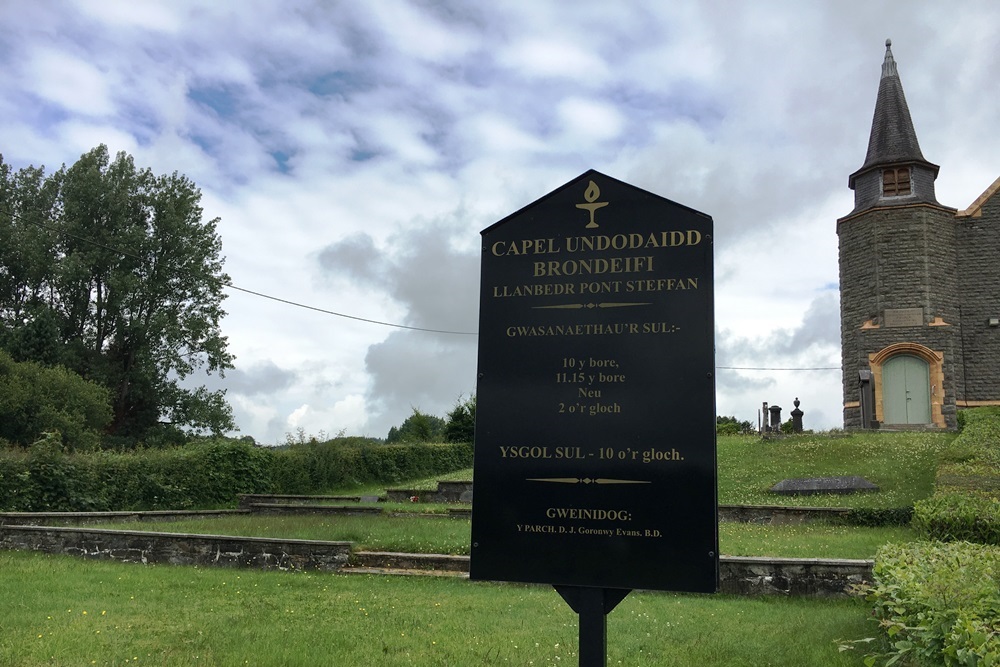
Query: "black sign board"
471 170 717 593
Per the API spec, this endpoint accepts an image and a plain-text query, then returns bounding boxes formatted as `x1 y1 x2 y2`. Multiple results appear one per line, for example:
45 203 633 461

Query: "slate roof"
849 40 939 188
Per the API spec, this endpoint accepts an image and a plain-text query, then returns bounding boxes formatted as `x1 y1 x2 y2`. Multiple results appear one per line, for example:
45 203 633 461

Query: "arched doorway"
869 342 945 428
882 354 931 424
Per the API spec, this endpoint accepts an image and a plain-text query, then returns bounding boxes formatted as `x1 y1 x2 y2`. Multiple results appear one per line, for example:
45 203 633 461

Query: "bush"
0 349 112 450
0 438 474 511
840 506 914 527
269 439 473 493
386 409 446 443
913 407 1000 545
864 541 1000 666
913 492 1000 545
717 415 753 435
0 446 30 510
444 395 476 443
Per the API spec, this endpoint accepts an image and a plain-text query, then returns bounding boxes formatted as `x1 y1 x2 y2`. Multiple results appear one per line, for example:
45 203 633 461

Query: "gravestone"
770 476 880 495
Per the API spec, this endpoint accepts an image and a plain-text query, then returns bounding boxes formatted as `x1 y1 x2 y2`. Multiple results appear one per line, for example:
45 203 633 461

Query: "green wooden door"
882 355 931 424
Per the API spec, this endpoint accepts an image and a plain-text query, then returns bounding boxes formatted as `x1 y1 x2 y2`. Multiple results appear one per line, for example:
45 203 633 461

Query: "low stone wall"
0 525 352 572
386 481 473 504
237 494 366 509
0 505 864 526
246 504 382 517
0 515 873 597
350 551 470 573
718 504 851 525
0 509 247 526
719 556 871 597
348 552 871 597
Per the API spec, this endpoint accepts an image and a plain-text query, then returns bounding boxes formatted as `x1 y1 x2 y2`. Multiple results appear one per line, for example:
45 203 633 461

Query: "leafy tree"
0 348 112 450
716 415 754 435
0 146 234 441
444 394 476 443
386 408 445 443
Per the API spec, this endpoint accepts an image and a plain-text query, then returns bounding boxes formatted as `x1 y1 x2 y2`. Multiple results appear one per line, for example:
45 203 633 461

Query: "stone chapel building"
839 40 1000 430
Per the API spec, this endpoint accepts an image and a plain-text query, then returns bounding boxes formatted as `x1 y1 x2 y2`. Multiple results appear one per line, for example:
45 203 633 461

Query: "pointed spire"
859 38 925 170
846 40 943 213
881 38 898 78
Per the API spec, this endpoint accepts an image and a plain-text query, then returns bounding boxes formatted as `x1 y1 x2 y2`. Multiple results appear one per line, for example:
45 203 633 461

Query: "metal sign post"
555 586 631 667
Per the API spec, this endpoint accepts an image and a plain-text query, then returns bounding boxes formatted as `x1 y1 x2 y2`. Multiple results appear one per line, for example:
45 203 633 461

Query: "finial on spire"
881 38 898 78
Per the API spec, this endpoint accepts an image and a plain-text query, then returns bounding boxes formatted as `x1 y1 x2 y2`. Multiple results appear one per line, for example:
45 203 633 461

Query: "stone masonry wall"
0 525 352 571
838 204 960 427
1 522 871 597
956 193 1000 403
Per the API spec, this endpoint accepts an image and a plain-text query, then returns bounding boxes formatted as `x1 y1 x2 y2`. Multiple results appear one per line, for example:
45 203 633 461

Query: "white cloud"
557 97 625 143
499 38 611 82
27 49 115 116
69 0 182 32
2 0 998 440
287 404 310 430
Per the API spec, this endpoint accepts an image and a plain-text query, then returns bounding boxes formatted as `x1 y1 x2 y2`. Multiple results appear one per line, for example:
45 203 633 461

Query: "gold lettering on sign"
576 181 609 229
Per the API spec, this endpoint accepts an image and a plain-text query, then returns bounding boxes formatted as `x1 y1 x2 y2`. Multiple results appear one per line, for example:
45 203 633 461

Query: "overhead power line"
717 366 840 371
227 285 478 335
4 207 845 358
5 207 477 336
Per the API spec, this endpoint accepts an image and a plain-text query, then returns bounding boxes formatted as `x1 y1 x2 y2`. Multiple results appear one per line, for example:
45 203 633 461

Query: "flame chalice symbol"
576 180 609 229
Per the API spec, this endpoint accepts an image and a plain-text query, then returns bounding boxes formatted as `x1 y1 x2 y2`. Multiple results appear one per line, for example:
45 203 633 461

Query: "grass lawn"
90 514 914 559
0 551 874 667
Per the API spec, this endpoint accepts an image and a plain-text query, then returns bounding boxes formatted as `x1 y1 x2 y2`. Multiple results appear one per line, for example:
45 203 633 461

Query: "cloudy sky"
2 1 998 442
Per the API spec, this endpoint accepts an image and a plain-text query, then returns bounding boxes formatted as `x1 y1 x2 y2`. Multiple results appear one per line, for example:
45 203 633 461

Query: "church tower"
838 40 960 429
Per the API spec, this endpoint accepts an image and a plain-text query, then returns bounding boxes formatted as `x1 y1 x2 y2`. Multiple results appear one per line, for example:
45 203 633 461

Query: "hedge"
912 407 1000 545
913 492 1000 545
865 541 999 666
0 437 473 512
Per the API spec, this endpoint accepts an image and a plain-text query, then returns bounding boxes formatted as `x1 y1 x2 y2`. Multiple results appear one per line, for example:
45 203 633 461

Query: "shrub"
717 415 753 435
864 541 1000 666
0 349 112 451
268 439 473 493
386 409 446 443
840 506 914 527
444 394 476 443
0 446 30 510
913 492 1000 545
913 407 1000 545
0 438 474 511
